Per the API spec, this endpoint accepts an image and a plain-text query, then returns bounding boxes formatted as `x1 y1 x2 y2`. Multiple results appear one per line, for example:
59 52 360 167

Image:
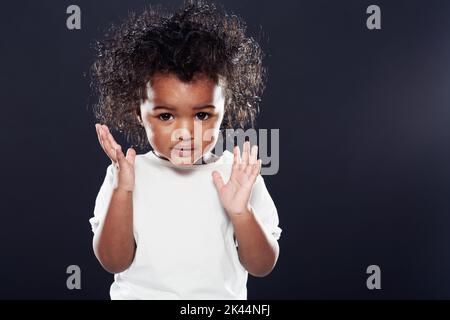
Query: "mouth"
173 145 196 151
172 146 197 157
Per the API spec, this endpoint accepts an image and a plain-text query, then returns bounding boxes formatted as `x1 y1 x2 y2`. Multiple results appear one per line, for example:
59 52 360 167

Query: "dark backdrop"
1 0 450 299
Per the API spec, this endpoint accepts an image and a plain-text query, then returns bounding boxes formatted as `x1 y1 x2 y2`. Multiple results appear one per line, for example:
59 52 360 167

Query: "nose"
174 119 194 142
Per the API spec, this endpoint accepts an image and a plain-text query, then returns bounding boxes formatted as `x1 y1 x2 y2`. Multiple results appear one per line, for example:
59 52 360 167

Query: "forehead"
146 73 224 108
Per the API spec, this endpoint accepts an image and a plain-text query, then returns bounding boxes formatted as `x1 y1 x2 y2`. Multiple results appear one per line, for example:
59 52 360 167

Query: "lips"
174 147 197 158
173 145 195 150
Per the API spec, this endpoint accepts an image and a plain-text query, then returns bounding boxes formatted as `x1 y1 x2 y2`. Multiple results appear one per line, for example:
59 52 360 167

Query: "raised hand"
212 141 262 218
95 123 136 192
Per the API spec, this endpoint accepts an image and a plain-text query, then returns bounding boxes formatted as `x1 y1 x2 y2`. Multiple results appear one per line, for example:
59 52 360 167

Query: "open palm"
95 123 136 192
212 141 262 217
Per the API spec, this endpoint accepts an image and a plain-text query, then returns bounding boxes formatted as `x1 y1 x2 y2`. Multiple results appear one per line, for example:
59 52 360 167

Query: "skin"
139 73 225 167
93 72 279 277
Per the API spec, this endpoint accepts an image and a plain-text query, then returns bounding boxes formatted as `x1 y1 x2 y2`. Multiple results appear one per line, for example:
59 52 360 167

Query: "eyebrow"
193 105 215 110
153 105 216 111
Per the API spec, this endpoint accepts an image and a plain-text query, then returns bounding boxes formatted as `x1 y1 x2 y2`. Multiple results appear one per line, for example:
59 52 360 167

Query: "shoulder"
134 151 158 169
221 149 235 163
135 152 149 163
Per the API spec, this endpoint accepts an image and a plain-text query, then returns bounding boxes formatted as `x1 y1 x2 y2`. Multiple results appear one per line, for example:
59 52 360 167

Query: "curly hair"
91 0 266 149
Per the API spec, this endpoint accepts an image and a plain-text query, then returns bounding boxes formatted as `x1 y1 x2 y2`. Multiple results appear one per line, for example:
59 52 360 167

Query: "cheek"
199 119 222 148
143 119 173 148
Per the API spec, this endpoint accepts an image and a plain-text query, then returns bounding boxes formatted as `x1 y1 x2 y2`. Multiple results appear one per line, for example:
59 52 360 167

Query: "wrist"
114 184 134 194
229 205 254 225
111 163 134 193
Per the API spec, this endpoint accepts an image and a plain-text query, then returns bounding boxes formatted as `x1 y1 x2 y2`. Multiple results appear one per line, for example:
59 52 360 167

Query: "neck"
152 150 212 165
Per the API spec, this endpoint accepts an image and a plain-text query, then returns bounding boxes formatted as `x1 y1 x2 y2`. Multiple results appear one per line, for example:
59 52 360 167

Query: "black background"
1 0 450 299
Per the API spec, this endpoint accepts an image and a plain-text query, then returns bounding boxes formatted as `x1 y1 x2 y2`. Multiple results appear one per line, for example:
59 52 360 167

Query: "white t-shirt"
89 149 282 300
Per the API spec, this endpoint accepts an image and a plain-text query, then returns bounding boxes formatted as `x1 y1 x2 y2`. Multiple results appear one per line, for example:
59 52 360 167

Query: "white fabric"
89 149 282 300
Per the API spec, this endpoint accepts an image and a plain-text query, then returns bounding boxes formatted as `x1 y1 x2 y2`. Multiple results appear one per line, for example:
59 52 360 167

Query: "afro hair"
91 0 267 149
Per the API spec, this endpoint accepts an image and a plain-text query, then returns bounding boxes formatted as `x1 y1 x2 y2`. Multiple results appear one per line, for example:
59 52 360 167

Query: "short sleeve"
89 164 117 234
234 174 282 247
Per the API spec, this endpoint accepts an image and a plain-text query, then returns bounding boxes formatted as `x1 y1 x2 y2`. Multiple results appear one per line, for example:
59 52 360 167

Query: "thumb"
126 147 136 165
115 145 126 167
212 170 225 190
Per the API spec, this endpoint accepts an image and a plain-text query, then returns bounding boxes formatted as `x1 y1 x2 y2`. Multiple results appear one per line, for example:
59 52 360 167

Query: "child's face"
140 73 225 167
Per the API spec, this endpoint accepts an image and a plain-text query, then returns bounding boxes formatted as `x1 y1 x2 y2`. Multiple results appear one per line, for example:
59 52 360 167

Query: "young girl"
89 0 282 300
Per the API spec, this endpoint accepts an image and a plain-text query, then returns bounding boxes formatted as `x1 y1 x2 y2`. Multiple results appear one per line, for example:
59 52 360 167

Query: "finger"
230 146 241 181
95 125 109 157
233 145 241 171
212 171 225 190
98 126 116 161
236 144 241 163
249 145 258 165
245 162 253 176
102 126 122 163
103 125 119 149
239 141 250 172
95 123 105 148
95 124 104 149
115 145 126 166
251 159 262 178
245 145 258 175
241 141 250 166
126 147 136 165
233 145 241 170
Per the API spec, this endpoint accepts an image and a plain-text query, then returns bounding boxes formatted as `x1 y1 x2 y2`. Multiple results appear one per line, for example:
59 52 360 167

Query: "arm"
212 141 280 278
93 124 137 274
231 206 279 277
93 186 136 274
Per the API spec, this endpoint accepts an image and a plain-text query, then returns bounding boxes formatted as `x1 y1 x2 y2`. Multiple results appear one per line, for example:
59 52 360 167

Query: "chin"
170 157 196 167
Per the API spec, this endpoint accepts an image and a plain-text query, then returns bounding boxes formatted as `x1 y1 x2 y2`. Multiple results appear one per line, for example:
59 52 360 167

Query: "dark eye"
195 112 210 121
159 113 173 121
